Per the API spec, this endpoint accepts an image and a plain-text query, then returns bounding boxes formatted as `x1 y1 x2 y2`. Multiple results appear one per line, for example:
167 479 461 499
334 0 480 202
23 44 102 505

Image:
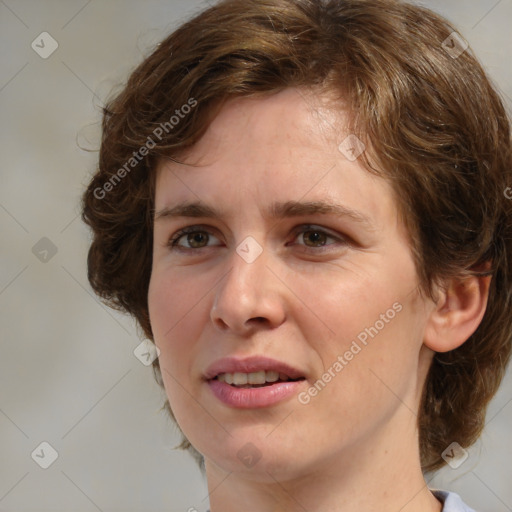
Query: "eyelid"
291 224 341 240
167 223 348 252
168 224 222 248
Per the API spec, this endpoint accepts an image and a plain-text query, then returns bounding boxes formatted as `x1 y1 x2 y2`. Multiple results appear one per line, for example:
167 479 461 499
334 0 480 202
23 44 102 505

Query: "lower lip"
207 379 304 408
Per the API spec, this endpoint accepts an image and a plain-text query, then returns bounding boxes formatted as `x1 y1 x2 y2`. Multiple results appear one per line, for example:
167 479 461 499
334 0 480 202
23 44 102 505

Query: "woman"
82 1 512 510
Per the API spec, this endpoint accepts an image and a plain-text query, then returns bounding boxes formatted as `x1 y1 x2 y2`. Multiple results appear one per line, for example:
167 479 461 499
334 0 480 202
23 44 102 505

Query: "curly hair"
81 0 512 473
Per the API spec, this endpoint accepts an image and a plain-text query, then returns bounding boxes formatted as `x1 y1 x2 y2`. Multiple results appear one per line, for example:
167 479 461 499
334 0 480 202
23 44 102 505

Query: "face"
148 88 435 481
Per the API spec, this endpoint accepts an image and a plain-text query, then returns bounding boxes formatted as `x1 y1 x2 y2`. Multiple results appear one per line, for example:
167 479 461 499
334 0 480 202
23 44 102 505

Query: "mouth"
204 356 307 408
214 370 305 388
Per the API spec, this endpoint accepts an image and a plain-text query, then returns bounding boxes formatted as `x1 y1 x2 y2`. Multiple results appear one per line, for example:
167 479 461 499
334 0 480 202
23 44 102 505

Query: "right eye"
168 226 222 251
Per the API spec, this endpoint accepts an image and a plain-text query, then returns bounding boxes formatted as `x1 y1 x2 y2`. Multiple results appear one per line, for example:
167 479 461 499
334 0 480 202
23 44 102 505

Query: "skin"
148 88 490 512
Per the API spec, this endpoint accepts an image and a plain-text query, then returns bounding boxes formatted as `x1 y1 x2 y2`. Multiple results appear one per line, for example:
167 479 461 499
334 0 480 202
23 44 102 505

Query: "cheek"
147 275 172 342
148 267 216 381
148 273 203 421
148 267 200 340
289 259 405 349
148 271 196 373
295 250 423 398
307 286 424 425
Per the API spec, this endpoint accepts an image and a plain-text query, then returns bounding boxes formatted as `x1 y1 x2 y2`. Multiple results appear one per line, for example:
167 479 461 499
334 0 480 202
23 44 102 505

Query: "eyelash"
167 224 347 253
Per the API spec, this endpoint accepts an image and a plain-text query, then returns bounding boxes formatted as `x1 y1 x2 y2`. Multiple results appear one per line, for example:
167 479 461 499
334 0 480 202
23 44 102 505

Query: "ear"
423 271 492 353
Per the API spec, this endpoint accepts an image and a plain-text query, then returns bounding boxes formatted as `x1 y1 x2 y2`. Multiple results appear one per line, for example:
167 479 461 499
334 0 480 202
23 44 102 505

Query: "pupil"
189 232 207 247
305 230 325 246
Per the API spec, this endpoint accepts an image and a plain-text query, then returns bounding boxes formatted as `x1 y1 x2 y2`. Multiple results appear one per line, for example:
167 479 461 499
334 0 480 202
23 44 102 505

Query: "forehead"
176 88 347 165
153 88 400 235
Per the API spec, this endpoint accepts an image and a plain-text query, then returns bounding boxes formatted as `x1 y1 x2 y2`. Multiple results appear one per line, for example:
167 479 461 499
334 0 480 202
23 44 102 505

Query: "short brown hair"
81 0 512 472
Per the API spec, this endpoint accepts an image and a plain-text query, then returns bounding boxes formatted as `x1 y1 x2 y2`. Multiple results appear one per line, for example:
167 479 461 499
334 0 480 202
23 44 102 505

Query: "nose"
210 244 286 335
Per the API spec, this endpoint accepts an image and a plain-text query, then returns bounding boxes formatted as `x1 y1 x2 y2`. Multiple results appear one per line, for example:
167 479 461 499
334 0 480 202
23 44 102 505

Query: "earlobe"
423 273 492 353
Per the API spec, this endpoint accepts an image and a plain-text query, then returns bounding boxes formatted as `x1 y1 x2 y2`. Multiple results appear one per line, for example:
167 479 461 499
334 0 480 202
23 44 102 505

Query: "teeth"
248 371 266 384
265 371 279 382
233 372 248 385
216 370 290 386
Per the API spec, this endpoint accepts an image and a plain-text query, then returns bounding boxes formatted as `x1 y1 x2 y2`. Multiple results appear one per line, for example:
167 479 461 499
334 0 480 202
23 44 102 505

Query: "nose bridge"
211 239 285 332
216 240 269 311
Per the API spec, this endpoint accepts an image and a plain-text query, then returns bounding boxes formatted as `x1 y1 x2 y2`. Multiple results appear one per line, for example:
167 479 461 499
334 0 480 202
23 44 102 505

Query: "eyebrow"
154 200 373 227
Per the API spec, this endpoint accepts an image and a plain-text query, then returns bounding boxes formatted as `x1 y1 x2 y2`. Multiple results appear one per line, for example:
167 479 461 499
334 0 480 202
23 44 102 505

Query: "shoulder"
432 489 478 512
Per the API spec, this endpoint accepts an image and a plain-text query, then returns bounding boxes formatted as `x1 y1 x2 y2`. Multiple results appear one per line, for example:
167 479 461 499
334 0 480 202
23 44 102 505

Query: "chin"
199 431 319 482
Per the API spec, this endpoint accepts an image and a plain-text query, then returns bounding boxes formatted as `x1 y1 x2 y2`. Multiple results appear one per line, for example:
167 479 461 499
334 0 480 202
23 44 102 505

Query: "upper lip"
204 356 306 381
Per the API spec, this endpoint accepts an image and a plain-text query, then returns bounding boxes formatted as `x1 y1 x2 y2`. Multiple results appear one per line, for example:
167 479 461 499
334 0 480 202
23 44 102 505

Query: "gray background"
0 1 511 511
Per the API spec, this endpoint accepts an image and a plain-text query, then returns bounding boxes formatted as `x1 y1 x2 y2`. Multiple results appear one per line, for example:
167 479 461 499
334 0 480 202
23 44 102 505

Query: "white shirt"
205 490 476 512
433 489 477 512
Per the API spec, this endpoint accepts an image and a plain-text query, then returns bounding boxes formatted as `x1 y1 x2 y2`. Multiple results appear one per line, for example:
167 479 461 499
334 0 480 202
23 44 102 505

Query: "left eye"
168 225 343 251
293 226 339 248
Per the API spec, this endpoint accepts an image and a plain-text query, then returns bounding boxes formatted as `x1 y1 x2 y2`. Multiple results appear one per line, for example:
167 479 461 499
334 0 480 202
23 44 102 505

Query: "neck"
205 411 443 512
